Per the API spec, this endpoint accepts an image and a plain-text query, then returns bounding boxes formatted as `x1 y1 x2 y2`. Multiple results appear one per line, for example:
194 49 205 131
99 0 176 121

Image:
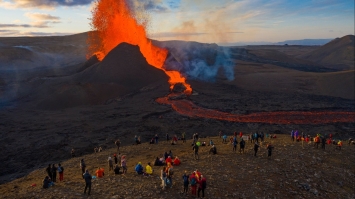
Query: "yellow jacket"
146 165 153 174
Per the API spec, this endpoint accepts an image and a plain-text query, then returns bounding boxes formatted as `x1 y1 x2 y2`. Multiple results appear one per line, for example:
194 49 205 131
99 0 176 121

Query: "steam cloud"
161 41 235 82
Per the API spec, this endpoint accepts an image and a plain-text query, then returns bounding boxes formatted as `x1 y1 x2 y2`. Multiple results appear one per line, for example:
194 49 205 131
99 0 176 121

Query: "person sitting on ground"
43 176 50 189
145 162 153 175
160 156 166 164
173 156 181 166
165 156 172 165
96 167 105 178
336 140 343 150
209 140 214 146
209 145 217 154
348 138 354 145
150 138 155 144
114 164 120 175
135 162 144 175
154 157 164 166
201 141 206 146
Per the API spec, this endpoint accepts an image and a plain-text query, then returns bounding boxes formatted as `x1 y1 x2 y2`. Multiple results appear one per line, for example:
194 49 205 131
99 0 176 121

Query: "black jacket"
83 172 92 184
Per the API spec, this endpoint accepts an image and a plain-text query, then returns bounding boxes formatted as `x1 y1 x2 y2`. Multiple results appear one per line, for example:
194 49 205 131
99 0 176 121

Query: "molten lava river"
89 0 355 125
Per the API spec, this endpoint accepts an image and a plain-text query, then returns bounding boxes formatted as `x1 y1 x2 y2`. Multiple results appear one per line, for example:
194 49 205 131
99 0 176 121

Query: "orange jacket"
96 168 104 178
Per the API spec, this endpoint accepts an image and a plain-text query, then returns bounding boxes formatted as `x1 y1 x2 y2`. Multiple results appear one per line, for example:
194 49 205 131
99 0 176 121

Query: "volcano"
37 43 169 110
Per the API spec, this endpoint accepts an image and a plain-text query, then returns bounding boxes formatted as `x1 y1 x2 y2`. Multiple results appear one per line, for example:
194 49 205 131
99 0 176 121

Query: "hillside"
300 35 355 70
0 134 353 198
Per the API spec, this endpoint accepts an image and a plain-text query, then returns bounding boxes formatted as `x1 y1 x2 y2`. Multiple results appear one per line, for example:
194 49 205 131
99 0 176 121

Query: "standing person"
232 136 238 152
58 163 64 182
192 143 199 160
71 148 75 158
219 131 222 138
240 138 245 154
43 176 50 189
155 134 159 144
83 169 92 195
166 163 174 187
46 164 52 178
195 133 199 140
234 131 237 137
198 175 207 198
190 172 197 197
182 171 189 195
114 139 121 153
114 164 120 175
239 131 243 138
121 155 127 174
266 144 274 158
250 132 254 143
51 164 57 182
182 132 186 143
160 167 167 190
291 130 294 141
222 134 227 143
321 136 326 150
260 132 264 142
294 130 299 141
108 157 113 171
80 159 86 176
166 133 169 142
114 154 118 165
254 141 260 157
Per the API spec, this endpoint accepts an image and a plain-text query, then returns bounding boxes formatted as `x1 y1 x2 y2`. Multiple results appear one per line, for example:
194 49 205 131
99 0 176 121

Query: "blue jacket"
135 164 143 173
83 172 92 184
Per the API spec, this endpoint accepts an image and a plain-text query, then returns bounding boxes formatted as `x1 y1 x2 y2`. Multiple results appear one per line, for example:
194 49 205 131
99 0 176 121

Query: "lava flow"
156 95 355 124
88 0 192 94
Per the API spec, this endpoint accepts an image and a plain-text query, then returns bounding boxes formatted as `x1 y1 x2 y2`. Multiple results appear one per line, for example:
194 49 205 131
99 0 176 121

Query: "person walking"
198 175 207 198
83 169 92 195
80 159 86 176
182 171 189 195
51 164 57 182
254 141 260 157
58 163 64 182
192 143 199 160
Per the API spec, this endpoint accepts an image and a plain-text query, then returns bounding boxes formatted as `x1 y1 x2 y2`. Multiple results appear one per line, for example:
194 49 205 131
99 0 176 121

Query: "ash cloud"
159 41 235 82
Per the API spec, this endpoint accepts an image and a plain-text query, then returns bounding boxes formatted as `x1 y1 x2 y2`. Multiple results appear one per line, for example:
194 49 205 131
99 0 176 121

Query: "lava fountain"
87 0 192 94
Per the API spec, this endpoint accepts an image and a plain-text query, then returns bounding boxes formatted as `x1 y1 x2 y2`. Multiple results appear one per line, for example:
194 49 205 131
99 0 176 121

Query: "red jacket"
198 178 206 189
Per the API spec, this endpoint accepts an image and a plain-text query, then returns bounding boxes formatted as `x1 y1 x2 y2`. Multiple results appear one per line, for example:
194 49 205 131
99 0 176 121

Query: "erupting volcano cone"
88 0 192 94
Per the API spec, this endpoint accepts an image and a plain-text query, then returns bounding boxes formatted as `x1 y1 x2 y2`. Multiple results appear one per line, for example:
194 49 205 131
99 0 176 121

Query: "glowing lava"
88 0 192 94
156 95 355 124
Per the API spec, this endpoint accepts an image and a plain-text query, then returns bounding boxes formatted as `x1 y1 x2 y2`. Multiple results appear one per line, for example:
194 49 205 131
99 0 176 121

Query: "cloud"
0 29 74 36
23 12 61 28
0 23 50 28
150 32 207 38
128 0 169 13
0 0 94 9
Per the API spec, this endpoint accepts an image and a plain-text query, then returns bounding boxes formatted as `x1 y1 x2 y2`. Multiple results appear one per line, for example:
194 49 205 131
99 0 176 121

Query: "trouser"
59 172 64 181
198 188 205 197
240 147 244 153
268 151 272 157
191 186 197 195
254 149 258 156
292 136 294 141
183 138 186 143
52 173 56 182
161 177 166 189
233 145 237 151
321 144 325 149
194 152 199 160
84 183 91 194
183 185 188 193
155 139 158 144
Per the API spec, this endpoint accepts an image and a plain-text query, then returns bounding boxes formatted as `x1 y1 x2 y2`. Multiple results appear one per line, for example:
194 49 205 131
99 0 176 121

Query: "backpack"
190 177 196 186
168 167 174 176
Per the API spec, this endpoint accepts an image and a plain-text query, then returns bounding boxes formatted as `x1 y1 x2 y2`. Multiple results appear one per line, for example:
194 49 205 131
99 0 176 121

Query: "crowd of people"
41 130 351 197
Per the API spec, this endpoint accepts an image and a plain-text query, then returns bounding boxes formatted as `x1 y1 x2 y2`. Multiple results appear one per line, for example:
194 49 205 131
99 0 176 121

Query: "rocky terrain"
0 33 354 186
0 135 354 198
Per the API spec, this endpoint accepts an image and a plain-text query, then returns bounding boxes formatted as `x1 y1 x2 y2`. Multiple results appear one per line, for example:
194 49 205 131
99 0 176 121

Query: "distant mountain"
300 35 354 70
274 39 333 46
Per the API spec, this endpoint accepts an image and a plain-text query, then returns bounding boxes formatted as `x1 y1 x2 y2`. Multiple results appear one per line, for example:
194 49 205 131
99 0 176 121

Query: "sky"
0 0 353 43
